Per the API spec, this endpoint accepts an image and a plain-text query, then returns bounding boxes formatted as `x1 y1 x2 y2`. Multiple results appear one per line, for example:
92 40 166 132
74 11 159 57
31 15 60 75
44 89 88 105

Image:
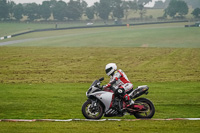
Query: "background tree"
153 0 165 9
66 0 83 20
93 2 100 19
98 0 112 23
122 1 130 21
164 0 200 9
138 4 146 19
123 1 138 20
164 0 178 18
111 0 124 19
164 0 188 18
13 4 24 21
81 0 88 12
85 7 95 20
40 1 51 20
0 0 9 20
192 8 200 18
113 5 124 19
52 1 67 21
8 1 16 19
177 0 188 17
138 0 152 5
24 3 40 21
183 0 200 9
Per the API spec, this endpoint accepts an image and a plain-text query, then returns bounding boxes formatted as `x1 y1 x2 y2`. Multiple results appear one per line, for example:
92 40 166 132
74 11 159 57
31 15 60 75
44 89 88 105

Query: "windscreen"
90 80 99 88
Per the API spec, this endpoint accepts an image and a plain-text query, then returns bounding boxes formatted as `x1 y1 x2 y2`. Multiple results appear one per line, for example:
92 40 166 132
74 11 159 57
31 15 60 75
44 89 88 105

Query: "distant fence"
0 20 189 40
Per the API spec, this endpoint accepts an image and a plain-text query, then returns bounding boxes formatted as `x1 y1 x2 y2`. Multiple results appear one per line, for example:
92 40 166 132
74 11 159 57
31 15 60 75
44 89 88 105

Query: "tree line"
154 0 200 9
0 0 199 22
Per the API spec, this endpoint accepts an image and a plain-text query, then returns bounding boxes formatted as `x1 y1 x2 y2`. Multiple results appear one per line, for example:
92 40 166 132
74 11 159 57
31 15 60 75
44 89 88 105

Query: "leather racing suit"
104 69 134 106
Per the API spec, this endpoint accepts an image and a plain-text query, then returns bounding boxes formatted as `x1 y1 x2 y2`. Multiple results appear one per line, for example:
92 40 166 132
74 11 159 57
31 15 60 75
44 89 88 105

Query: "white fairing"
138 85 148 88
88 91 113 112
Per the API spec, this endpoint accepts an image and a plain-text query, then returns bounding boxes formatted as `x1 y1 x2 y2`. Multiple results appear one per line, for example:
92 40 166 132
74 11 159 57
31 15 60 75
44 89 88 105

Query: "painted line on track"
1 118 200 122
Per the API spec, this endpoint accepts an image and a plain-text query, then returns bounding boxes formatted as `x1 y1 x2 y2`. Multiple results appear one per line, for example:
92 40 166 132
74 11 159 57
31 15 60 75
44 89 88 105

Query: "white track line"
1 118 200 122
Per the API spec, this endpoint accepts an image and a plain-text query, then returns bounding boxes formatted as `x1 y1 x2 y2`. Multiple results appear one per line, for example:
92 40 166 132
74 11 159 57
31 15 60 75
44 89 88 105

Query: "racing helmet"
105 63 117 76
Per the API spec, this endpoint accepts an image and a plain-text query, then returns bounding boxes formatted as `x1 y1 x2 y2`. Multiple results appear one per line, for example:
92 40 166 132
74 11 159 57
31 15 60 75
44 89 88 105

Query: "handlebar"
99 77 104 82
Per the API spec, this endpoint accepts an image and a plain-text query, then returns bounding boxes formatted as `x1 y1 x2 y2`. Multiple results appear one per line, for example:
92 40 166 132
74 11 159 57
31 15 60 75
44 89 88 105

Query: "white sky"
10 0 164 7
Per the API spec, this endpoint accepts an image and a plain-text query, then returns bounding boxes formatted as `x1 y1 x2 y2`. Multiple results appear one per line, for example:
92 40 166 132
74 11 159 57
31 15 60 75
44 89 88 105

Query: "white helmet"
105 63 117 76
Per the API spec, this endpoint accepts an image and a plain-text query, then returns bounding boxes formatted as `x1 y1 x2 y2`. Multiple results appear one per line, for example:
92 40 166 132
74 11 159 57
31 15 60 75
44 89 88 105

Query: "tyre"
133 98 155 119
82 100 104 119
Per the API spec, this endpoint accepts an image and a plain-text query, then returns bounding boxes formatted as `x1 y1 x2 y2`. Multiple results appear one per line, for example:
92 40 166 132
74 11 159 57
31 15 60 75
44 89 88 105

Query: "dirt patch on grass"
141 44 149 47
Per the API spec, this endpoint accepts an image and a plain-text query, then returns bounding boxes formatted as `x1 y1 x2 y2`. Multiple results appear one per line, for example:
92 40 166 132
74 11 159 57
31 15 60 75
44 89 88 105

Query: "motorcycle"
82 77 155 119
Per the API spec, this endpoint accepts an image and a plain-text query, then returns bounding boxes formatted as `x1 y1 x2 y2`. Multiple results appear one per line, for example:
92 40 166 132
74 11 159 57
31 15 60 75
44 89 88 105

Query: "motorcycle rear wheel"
133 98 155 119
82 100 104 119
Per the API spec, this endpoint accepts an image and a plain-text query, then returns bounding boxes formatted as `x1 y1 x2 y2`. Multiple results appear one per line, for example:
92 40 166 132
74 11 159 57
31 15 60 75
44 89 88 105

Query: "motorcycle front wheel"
133 98 155 119
82 100 104 119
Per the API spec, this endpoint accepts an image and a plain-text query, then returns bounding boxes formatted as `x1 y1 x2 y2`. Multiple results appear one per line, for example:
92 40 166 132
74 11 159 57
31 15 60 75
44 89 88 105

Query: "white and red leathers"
104 69 134 107
108 69 133 92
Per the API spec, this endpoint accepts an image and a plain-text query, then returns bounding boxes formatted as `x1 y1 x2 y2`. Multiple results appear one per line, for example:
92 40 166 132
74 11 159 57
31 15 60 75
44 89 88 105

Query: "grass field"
1 23 200 48
0 82 200 119
1 121 200 133
0 22 200 133
0 22 90 37
0 47 199 83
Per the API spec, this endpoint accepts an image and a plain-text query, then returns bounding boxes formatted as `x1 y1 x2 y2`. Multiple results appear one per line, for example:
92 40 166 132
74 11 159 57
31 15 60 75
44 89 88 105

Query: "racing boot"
126 100 134 108
123 94 134 108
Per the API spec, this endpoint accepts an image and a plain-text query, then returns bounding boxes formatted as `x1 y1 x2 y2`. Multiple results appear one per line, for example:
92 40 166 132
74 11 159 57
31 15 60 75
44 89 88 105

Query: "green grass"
0 23 200 132
0 82 200 119
1 23 200 48
0 47 199 83
0 22 90 37
0 82 200 132
0 121 200 133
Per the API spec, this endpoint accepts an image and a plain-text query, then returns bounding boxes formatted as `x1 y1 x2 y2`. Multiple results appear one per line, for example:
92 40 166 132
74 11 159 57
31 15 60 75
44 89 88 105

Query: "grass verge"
0 121 200 133
0 82 199 119
0 47 199 83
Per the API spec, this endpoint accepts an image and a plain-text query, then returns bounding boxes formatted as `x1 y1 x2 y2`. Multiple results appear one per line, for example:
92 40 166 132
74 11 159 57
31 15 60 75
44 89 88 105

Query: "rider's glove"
104 83 111 89
101 85 105 89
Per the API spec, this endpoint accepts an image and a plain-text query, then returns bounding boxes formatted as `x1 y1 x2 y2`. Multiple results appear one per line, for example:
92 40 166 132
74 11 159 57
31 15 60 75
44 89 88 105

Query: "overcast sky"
10 0 163 7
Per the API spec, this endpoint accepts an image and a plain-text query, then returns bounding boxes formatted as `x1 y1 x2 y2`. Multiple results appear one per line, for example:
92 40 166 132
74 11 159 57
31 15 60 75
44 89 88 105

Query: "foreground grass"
0 121 200 133
0 82 199 119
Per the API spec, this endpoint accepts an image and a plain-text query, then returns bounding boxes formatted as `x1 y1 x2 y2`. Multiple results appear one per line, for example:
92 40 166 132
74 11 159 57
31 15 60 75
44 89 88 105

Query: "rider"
103 63 134 108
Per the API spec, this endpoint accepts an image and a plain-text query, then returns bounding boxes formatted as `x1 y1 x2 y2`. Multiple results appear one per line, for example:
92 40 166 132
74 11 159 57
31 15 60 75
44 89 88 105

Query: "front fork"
90 99 99 112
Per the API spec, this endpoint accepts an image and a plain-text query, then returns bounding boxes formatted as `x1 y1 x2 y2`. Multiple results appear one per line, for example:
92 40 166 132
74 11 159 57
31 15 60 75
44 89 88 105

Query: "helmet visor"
105 67 112 75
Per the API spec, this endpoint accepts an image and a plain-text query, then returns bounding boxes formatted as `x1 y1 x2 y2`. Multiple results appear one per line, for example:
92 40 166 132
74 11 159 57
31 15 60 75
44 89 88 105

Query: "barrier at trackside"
0 20 188 40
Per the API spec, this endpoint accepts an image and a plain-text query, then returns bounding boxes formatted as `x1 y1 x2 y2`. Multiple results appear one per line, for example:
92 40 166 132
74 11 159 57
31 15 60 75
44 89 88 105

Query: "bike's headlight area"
87 87 92 95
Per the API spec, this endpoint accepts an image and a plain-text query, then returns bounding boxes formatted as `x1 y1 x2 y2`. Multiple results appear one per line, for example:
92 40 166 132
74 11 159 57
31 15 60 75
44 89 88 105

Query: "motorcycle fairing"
88 91 113 112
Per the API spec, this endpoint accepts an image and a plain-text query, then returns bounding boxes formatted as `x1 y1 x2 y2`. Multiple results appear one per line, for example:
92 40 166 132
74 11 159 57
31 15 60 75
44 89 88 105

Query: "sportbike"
82 77 155 119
